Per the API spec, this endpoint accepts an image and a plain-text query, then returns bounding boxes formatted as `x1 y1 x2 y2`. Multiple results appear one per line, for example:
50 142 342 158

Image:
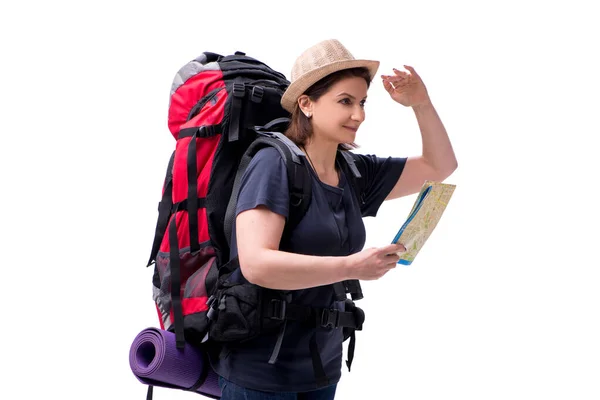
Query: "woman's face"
309 76 368 144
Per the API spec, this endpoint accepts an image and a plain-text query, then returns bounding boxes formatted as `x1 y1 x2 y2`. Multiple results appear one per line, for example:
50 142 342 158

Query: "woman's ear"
297 95 313 118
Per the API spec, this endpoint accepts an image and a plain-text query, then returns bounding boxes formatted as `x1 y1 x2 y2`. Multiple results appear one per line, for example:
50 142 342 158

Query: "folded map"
391 180 456 265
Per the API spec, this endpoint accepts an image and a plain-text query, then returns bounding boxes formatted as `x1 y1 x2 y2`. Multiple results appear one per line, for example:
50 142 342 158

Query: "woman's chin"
345 132 357 143
330 131 357 145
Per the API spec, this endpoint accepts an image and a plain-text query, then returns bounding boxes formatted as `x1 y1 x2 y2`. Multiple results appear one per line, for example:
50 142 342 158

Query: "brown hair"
284 67 372 151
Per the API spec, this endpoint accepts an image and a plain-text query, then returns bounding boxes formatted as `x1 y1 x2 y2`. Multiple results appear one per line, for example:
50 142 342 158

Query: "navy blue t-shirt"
211 147 406 392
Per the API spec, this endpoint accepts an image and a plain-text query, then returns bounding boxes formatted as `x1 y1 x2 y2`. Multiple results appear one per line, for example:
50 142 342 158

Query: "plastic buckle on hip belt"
269 299 287 320
321 309 340 328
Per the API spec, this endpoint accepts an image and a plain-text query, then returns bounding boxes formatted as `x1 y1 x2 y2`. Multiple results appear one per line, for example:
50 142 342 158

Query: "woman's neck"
301 138 339 183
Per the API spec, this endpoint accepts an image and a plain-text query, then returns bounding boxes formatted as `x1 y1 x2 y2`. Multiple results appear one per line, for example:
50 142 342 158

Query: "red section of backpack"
162 70 226 252
168 70 225 139
157 68 227 328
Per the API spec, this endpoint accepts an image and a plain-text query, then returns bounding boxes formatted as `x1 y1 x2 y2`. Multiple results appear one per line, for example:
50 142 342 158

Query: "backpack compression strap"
145 124 220 267
146 151 176 267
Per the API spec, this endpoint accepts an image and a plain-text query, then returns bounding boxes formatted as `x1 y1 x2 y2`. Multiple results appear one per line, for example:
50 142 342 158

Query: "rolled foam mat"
129 327 221 398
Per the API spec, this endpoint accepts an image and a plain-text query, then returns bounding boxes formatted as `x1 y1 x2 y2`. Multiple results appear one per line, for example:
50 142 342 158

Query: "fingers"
383 66 417 78
382 66 419 89
393 66 418 80
403 65 420 78
382 76 407 91
383 257 399 269
382 78 394 94
360 243 407 280
382 242 406 253
380 243 406 257
392 68 409 78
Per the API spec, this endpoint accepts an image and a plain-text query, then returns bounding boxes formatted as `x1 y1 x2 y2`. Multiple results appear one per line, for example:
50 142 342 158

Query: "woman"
213 39 458 399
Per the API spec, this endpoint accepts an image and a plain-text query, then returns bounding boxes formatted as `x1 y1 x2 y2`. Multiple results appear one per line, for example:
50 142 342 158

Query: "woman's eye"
340 98 351 105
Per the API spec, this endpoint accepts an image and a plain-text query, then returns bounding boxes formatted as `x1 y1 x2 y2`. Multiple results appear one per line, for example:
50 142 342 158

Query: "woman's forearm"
413 100 458 174
241 249 350 291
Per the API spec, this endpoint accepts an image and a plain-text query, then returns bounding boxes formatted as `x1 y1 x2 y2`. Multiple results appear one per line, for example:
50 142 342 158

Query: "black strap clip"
269 299 287 320
206 295 219 321
232 82 245 98
251 86 264 103
321 309 340 328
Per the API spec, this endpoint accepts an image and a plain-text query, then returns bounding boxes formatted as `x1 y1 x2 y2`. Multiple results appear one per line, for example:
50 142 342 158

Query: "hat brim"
280 59 380 113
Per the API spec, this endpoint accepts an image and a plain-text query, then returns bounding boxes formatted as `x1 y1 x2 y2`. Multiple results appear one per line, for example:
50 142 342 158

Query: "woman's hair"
284 67 372 150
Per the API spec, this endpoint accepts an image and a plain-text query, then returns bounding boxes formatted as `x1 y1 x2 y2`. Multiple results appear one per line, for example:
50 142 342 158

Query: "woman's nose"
352 108 365 122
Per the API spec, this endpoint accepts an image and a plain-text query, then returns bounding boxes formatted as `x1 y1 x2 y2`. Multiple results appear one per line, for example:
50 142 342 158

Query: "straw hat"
280 39 380 112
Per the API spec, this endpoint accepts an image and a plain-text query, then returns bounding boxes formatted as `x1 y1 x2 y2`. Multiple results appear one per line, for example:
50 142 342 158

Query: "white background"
1 0 599 399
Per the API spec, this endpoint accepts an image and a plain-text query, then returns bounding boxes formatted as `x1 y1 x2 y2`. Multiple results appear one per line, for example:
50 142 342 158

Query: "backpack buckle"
206 295 218 321
269 299 287 320
289 191 304 207
251 86 264 103
233 83 245 98
321 309 340 328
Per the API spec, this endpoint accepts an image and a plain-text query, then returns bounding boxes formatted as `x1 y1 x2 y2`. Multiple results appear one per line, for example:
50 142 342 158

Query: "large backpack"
146 51 367 392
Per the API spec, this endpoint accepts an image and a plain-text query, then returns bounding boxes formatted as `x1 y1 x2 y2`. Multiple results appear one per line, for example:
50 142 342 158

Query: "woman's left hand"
382 66 430 108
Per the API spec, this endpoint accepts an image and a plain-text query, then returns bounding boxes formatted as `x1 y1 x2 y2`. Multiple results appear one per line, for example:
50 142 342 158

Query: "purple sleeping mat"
129 327 221 398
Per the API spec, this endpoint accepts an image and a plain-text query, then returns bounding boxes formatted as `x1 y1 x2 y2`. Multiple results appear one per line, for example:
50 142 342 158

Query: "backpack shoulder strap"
336 150 366 301
223 127 311 252
337 150 365 208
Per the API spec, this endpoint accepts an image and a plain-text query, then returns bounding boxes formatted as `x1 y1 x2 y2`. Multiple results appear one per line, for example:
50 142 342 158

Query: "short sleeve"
235 147 290 219
350 153 406 217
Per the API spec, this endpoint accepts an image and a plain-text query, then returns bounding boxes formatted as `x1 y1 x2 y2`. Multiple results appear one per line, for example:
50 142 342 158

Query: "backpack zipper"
187 87 225 121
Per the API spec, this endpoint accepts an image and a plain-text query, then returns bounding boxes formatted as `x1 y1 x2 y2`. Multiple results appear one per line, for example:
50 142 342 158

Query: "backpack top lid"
167 53 225 139
166 52 291 141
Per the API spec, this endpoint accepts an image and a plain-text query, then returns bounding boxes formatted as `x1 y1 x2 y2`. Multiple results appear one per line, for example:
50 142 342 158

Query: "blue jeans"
218 376 338 400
